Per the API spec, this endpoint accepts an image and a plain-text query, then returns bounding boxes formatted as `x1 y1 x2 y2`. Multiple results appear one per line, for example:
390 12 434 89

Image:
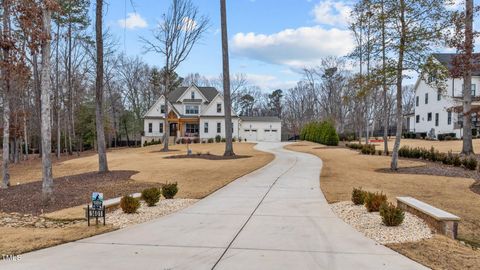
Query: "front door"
170 123 178 137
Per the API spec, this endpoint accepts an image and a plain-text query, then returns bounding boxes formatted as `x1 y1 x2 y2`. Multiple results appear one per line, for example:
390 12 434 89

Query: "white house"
142 85 282 145
406 53 480 139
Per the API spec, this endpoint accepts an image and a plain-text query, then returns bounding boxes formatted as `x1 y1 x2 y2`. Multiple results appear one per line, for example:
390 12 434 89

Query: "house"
406 53 480 139
142 85 282 145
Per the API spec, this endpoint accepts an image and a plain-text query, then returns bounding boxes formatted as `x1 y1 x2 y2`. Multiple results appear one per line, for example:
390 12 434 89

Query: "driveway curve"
1 142 427 270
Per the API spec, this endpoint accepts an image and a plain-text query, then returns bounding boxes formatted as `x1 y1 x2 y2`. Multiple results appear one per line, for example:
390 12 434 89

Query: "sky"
101 0 464 92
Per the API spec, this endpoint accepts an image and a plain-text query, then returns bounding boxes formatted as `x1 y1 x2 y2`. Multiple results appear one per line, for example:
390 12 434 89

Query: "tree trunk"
95 0 108 172
162 75 170 152
1 0 10 188
462 0 474 155
55 22 61 159
40 2 53 201
220 0 235 156
391 0 406 170
381 0 389 155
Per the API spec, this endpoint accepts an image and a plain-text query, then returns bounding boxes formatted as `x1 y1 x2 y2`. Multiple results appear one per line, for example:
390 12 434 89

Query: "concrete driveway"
1 142 427 270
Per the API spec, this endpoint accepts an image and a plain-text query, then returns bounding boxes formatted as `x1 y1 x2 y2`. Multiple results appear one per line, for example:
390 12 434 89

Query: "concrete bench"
397 197 460 239
83 193 142 211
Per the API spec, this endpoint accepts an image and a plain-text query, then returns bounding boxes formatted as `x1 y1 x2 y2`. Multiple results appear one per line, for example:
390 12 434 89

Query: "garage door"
244 129 258 141
263 129 278 142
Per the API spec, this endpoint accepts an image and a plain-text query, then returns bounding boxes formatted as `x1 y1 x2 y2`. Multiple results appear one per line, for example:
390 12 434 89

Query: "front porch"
168 111 200 139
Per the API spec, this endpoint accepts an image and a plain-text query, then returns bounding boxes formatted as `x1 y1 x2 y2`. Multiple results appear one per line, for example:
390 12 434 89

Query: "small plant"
120 195 140 213
360 144 376 155
453 154 462 167
464 155 478 170
215 135 221 143
351 187 366 205
377 150 383 156
162 182 178 199
208 138 214 143
142 187 161 207
221 138 226 142
379 202 405 226
364 192 387 212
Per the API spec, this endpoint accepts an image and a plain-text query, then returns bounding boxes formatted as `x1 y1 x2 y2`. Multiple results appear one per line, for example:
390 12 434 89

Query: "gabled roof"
240 116 282 122
432 53 480 76
166 85 219 103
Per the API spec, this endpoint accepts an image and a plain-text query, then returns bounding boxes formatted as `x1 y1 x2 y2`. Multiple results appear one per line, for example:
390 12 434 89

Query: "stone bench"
397 197 460 239
83 193 142 211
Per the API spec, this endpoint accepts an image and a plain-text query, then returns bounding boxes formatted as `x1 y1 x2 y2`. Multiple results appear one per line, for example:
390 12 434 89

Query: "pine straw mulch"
0 170 160 215
165 153 251 160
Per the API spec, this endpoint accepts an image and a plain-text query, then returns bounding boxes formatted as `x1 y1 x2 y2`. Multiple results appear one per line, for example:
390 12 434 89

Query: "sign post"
86 192 106 226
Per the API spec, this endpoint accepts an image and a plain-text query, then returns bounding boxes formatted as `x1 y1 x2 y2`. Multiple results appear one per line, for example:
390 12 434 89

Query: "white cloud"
231 26 354 69
312 0 352 27
246 74 297 90
118 13 148 30
181 17 198 32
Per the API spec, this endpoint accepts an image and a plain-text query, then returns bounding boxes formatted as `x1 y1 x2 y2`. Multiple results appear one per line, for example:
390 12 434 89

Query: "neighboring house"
142 85 282 145
406 53 480 139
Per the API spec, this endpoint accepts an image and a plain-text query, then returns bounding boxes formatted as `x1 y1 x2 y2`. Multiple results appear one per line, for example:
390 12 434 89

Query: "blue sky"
101 0 356 91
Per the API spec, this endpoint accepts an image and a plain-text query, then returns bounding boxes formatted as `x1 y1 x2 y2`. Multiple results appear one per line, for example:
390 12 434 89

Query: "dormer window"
191 91 195 99
185 105 199 115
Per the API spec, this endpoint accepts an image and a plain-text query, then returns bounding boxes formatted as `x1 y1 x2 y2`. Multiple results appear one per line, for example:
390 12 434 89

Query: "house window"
160 105 165 114
148 123 153 133
217 122 221 133
427 112 432 121
185 105 199 114
425 93 429 104
159 123 164 133
185 123 199 135
217 103 222 113
448 111 452 125
416 96 419 107
191 91 195 99
437 90 441 101
416 115 420 123
435 113 439 126
473 84 477 97
204 122 209 133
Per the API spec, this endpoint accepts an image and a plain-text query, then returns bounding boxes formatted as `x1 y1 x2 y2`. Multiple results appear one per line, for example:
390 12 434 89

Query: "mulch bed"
165 154 251 160
0 170 160 215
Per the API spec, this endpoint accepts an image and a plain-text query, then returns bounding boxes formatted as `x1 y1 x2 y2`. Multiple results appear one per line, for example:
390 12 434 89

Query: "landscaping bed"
331 201 432 244
165 153 251 160
0 170 159 215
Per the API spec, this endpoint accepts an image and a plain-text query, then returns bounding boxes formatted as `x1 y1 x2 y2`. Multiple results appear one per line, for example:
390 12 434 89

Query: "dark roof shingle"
166 86 219 103
240 116 282 122
433 53 480 76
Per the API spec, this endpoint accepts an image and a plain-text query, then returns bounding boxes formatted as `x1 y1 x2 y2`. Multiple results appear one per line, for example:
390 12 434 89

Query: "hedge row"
300 121 339 146
399 146 478 170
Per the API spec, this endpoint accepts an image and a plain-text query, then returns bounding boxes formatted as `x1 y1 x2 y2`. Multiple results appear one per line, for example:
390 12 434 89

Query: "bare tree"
40 0 53 199
95 0 108 172
220 0 234 156
1 0 11 188
141 0 208 151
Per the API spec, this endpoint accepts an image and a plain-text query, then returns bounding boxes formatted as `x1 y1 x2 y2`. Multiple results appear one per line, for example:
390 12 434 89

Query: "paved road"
1 142 427 270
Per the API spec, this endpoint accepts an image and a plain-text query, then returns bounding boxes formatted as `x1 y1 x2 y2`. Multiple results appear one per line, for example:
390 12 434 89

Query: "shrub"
232 137 237 142
453 155 462 167
346 143 362 150
208 138 214 143
215 135 221 143
379 202 405 226
221 138 226 142
364 192 387 212
120 195 140 213
360 144 376 155
300 121 339 146
464 155 478 170
351 187 366 205
377 150 383 156
142 187 161 207
162 182 178 199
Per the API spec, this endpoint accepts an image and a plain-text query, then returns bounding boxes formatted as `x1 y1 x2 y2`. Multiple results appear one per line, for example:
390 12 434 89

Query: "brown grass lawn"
2 142 273 199
285 142 480 270
379 137 480 154
0 142 273 256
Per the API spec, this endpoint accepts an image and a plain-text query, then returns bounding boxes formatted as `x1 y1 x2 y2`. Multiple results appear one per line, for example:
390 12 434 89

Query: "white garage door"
244 129 258 141
263 129 278 142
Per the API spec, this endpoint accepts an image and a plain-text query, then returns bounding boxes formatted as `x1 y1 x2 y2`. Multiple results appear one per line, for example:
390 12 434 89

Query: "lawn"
0 142 274 256
285 142 480 270
377 137 480 154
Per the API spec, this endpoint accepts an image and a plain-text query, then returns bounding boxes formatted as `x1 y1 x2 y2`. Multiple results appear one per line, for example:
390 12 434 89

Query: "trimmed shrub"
300 121 339 146
379 203 405 226
453 155 462 167
142 187 161 207
360 144 376 155
351 187 366 205
120 195 140 214
221 138 226 142
162 182 178 199
364 192 387 212
215 135 221 143
207 138 214 143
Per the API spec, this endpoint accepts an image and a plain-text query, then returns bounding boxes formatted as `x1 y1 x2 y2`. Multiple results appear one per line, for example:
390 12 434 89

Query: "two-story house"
406 53 480 139
142 85 282 145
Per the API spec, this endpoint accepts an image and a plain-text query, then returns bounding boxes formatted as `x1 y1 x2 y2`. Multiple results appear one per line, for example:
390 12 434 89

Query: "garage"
239 116 282 142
